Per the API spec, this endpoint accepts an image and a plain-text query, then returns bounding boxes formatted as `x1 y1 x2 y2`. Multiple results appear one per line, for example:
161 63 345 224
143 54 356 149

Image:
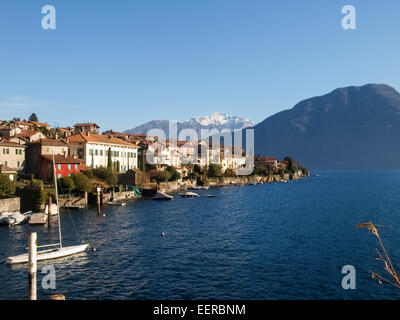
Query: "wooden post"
28 232 37 300
97 188 101 215
48 196 52 227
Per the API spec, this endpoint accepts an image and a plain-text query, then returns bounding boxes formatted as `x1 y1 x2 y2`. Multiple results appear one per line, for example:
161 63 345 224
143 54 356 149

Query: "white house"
67 133 138 172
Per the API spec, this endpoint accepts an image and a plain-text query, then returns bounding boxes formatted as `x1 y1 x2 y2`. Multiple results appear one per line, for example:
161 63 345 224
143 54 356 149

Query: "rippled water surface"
2 171 400 299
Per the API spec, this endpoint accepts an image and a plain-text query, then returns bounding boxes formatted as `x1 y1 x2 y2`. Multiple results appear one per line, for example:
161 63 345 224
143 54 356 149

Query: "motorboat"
179 191 199 198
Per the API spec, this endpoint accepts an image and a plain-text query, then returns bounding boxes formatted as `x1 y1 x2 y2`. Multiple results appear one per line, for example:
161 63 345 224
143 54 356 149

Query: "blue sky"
0 0 399 131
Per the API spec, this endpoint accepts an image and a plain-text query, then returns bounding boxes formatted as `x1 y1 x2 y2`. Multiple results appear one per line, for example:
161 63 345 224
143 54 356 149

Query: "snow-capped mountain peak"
185 112 254 129
124 112 255 136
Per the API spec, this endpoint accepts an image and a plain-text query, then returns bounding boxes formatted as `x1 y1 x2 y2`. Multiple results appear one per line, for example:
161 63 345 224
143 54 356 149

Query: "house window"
58 174 61 179
17 161 20 167
95 149 98 156
68 164 71 170
89 149 93 156
58 164 61 170
77 149 84 159
4 161 7 166
75 164 78 170
100 150 103 156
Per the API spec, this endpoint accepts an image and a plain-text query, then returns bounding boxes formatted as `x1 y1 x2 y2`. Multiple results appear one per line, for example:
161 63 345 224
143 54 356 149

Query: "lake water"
2 171 400 300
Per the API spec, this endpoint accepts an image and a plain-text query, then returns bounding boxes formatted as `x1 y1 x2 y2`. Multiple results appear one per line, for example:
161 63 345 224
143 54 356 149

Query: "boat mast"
52 152 63 248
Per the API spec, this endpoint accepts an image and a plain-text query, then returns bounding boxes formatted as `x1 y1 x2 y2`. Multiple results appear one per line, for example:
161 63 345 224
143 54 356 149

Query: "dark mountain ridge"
252 84 400 169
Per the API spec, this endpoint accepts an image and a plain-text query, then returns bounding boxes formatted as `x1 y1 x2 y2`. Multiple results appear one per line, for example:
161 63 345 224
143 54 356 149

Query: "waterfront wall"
0 196 20 213
58 193 88 208
208 170 305 186
158 180 196 193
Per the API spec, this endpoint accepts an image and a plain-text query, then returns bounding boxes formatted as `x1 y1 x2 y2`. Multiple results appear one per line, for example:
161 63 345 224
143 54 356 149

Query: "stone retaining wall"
0 196 20 213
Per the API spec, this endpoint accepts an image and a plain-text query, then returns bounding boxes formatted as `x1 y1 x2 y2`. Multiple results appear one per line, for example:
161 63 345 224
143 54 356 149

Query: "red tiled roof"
13 121 33 127
74 123 100 128
0 139 26 147
31 139 69 146
29 121 50 127
67 133 138 148
16 130 42 138
40 154 81 164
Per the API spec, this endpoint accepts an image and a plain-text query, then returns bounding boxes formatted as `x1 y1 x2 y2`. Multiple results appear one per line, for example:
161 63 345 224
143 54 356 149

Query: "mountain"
251 84 400 169
125 112 255 137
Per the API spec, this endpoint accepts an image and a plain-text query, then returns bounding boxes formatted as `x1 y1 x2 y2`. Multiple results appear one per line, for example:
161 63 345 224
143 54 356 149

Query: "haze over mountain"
125 112 255 138
251 84 400 169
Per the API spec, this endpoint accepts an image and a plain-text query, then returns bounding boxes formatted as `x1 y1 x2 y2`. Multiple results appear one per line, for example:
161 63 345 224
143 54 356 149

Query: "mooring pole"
28 232 37 300
48 196 52 227
97 188 101 215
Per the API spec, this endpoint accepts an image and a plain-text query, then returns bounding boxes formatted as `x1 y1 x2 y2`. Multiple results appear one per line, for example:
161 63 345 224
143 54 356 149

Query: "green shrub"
15 180 45 212
59 176 75 194
165 166 181 182
207 164 222 178
0 174 16 196
71 173 92 193
92 167 117 186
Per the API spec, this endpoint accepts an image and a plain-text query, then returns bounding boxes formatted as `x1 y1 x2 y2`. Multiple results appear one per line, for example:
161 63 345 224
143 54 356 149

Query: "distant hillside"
124 112 255 137
251 84 400 169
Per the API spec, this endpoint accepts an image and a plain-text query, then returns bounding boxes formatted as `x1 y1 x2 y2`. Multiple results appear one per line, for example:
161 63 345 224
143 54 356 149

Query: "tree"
107 147 112 168
148 169 168 183
71 173 92 193
165 166 181 182
12 117 20 121
59 176 75 194
93 167 117 186
207 164 222 178
284 156 298 173
0 174 16 196
223 168 235 178
28 113 38 122
193 164 202 174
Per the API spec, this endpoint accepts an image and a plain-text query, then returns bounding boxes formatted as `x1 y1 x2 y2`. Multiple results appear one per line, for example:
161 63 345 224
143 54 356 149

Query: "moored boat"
6 244 89 264
152 192 173 200
6 212 29 226
29 213 48 225
107 201 126 206
179 191 199 198
6 152 89 265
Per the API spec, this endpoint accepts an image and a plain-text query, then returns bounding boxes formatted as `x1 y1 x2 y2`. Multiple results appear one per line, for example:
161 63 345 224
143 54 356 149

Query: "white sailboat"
6 153 89 265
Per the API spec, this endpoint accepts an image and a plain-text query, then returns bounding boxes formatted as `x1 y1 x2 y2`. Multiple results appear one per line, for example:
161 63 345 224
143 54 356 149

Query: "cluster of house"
0 121 139 182
0 119 285 183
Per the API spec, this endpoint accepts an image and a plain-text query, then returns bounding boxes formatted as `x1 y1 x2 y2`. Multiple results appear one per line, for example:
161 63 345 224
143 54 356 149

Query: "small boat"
6 244 89 264
206 194 217 198
249 182 257 186
6 212 29 226
152 192 173 200
6 152 89 264
0 212 13 225
179 191 199 198
107 201 126 206
29 213 48 225
188 186 209 190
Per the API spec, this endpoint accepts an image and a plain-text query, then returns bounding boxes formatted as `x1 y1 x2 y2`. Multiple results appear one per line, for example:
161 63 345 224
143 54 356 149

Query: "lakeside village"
0 114 309 219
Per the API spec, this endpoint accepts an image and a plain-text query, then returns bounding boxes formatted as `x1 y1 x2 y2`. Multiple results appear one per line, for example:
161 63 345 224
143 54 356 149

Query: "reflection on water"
2 171 400 299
